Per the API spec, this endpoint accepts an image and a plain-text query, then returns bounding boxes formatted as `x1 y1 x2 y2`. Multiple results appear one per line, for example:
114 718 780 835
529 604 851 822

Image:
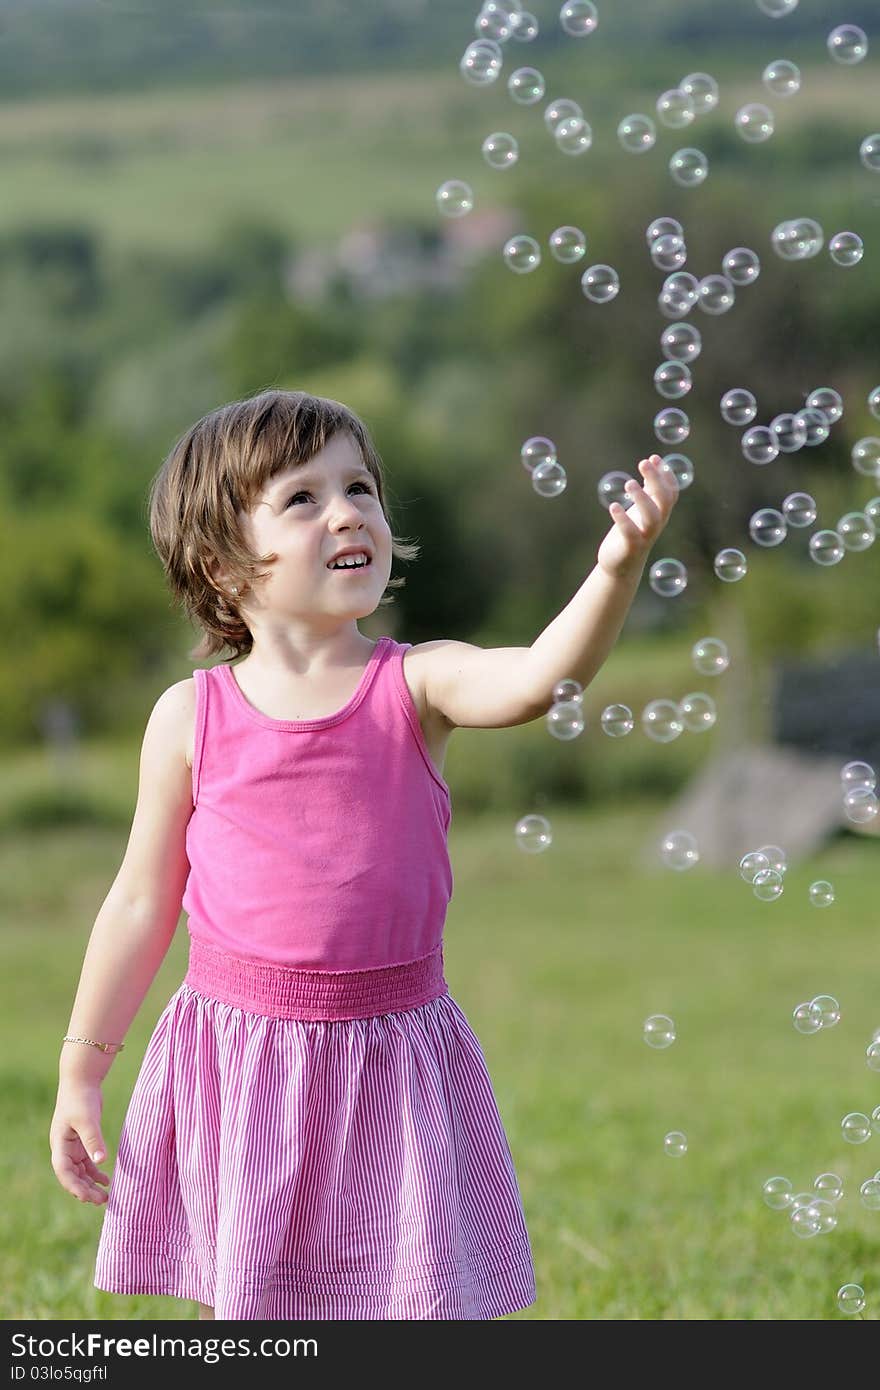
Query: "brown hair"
148 387 420 662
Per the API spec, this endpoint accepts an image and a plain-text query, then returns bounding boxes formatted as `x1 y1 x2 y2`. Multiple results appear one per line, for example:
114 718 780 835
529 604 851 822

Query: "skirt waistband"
183 935 448 1021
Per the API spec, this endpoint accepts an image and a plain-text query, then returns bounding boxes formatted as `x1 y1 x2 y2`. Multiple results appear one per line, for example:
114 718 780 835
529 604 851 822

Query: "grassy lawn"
3 791 879 1320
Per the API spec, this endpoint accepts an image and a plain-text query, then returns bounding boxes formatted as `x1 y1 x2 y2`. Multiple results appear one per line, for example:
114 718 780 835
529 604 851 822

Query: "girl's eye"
286 481 374 508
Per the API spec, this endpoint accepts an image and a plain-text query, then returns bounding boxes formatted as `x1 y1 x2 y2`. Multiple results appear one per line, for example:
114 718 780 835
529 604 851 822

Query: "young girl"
49 388 677 1320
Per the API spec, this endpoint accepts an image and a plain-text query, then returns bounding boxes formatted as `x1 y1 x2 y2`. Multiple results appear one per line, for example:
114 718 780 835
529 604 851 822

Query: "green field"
0 55 875 258
4 761 879 1321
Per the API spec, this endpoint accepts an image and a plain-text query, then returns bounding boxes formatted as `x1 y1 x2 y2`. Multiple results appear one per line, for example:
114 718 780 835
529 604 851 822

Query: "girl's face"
236 431 393 629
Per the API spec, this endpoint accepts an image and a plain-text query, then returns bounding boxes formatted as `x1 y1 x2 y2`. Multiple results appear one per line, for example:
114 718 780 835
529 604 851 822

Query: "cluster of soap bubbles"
771 217 864 266
762 1173 841 1239
739 843 786 901
792 993 840 1034
520 433 568 497
652 218 761 326
840 760 879 825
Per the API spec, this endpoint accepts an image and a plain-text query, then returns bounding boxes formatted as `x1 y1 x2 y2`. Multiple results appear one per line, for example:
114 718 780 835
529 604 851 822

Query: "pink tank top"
181 636 454 971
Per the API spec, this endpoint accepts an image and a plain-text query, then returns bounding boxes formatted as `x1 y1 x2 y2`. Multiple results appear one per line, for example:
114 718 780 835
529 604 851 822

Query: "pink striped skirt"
93 936 536 1320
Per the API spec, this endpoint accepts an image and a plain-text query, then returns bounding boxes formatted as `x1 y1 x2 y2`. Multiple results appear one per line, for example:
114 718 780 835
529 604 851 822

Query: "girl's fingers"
609 500 644 538
623 479 662 532
639 457 677 510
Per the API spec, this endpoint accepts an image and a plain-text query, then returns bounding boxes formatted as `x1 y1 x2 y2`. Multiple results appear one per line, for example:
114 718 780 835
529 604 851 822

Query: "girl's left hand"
596 454 680 580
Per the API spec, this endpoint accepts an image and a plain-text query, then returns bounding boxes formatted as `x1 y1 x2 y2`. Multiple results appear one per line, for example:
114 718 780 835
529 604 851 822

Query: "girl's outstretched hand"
596 454 680 581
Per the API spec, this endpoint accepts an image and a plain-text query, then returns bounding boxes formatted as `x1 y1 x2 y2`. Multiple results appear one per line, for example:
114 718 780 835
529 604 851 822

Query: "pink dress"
93 635 536 1319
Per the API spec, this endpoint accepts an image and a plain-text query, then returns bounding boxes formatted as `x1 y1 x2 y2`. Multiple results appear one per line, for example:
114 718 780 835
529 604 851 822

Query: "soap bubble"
827 25 868 65
581 264 620 303
841 760 876 791
650 233 688 272
756 0 798 16
735 103 775 142
664 1131 688 1156
597 470 635 509
808 880 835 906
714 548 747 582
753 868 783 901
643 1014 676 1048
843 787 879 824
723 246 761 285
763 1176 793 1210
521 436 556 472
837 1284 866 1316
740 850 770 883
660 829 700 870
869 386 880 420
874 1104 880 1134
809 530 845 566
868 1040 880 1070
515 814 552 853
642 699 685 742
661 321 702 362
841 1112 871 1144
654 361 692 399
692 637 729 676
600 703 634 737
837 511 875 551
867 498 880 525
559 0 598 37
647 216 683 245
770 412 808 452
771 221 803 260
545 699 585 740
460 39 503 86
800 408 831 446
618 113 656 153
763 59 801 96
661 453 694 489
531 460 566 497
669 148 709 186
852 438 880 478
860 1179 880 1211
794 1198 836 1236
436 180 474 217
680 72 719 115
814 1172 843 1202
806 386 843 423
742 427 779 465
829 231 863 266
810 994 840 1028
678 692 716 732
482 131 519 169
549 225 587 263
553 678 583 704
782 492 817 527
555 115 593 155
697 274 735 314
544 97 583 132
656 89 695 128
475 3 516 42
793 1001 822 1034
759 844 786 874
649 558 688 596
749 508 787 546
660 271 699 315
654 408 690 444
508 66 545 103
721 388 757 426
510 9 538 42
861 134 880 173
503 235 541 273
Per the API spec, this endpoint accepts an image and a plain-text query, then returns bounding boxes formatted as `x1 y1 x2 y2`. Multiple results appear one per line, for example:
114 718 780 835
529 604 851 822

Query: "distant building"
282 207 520 303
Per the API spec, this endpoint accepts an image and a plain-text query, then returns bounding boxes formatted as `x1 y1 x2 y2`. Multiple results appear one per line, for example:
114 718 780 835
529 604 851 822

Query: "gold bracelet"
62 1034 125 1055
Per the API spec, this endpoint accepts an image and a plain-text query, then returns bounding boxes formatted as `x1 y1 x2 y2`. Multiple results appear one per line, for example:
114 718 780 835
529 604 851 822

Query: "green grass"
3 785 879 1320
0 58 874 257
